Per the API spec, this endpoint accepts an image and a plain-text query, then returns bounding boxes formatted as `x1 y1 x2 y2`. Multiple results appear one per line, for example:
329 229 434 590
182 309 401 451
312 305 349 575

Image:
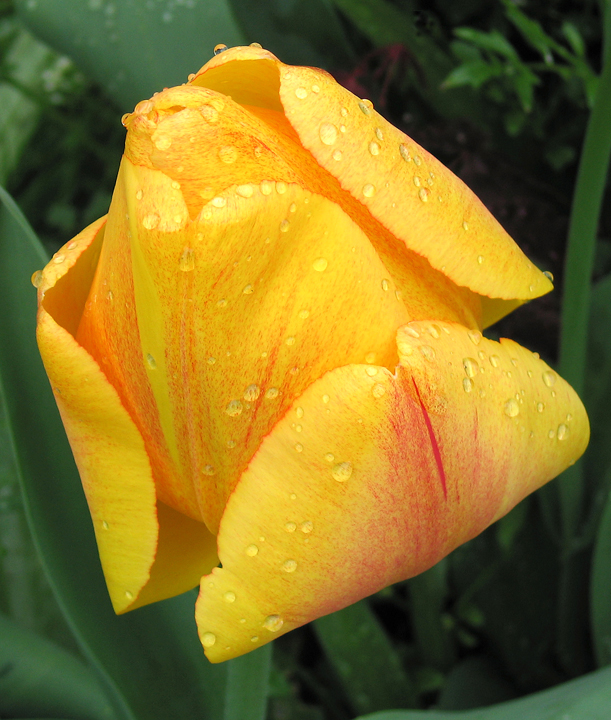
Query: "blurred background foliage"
1 0 611 719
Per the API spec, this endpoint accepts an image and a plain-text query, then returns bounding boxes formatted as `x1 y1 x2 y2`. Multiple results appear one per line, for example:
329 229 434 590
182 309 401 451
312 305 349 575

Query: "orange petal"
191 45 552 303
194 321 587 662
37 220 217 612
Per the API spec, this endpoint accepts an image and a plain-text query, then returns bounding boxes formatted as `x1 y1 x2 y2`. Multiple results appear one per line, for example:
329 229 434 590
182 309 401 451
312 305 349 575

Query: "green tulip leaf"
0 186 226 720
591 462 611 667
0 611 113 720
356 664 611 719
14 0 247 110
313 599 417 715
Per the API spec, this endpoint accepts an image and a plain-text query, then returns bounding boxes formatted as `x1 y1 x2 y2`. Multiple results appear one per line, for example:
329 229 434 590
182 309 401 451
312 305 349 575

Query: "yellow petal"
97 157 481 532
37 219 217 612
191 46 552 302
194 321 587 662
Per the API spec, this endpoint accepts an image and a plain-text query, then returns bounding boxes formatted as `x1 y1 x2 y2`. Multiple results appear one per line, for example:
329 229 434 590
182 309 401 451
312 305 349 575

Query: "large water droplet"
245 544 259 556
542 370 557 387
358 99 373 114
212 196 226 208
213 43 228 54
463 357 479 378
362 183 375 197
236 184 253 198
31 270 42 288
263 614 284 632
202 632 216 647
331 461 353 482
504 399 520 417
282 559 297 573
312 257 328 272
225 400 243 417
468 330 482 345
399 143 411 161
244 384 260 401
223 591 236 603
557 424 569 440
295 87 308 99
143 213 160 230
463 378 474 393
489 354 500 368
319 122 338 145
369 141 380 156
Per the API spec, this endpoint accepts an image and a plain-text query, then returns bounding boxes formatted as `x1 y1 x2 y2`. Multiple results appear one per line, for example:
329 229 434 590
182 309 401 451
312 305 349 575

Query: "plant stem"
223 643 272 720
556 0 611 672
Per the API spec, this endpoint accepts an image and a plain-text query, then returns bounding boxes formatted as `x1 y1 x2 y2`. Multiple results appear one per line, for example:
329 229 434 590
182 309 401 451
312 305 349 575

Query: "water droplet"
125 590 133 600
201 464 216 477
322 394 330 404
542 370 556 387
463 357 479 378
298 309 310 319
223 591 236 603
312 257 328 272
477 255 484 264
146 353 156 369
285 336 296 346
405 327 420 338
280 219 290 233
557 424 569 440
217 299 228 308
236 184 253 198
154 134 172 151
566 413 573 422
213 43 228 54
244 384 260 402
295 443 303 452
543 271 554 282
420 345 435 360
468 330 482 345
266 387 279 399
245 544 259 557
141 212 159 231
296 406 304 419
102 520 109 530
319 122 338 145
225 400 243 417
251 635 259 642
399 143 411 161
263 614 284 632
362 183 375 197
243 284 254 295
227 440 236 448
179 247 195 272
372 383 386 398
358 101 372 115
365 352 376 364
31 270 42 288
462 221 469 231
332 149 342 161
463 378 474 393
427 325 441 339
331 461 353 482
285 522 297 533
276 182 287 194
537 402 545 413
290 493 297 500
366 366 378 376
490 355 500 368
414 155 422 166
250 41 263 48
135 188 144 201
548 429 556 439
282 559 297 572
260 181 273 195
295 87 308 99
211 196 226 208
504 399 520 417
207 357 217 365
418 188 429 202
324 453 335 464
381 278 389 291
369 141 380 156
312 84 320 93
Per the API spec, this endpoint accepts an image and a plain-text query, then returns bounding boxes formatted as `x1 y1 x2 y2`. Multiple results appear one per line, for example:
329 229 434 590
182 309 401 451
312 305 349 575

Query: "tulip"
35 44 588 663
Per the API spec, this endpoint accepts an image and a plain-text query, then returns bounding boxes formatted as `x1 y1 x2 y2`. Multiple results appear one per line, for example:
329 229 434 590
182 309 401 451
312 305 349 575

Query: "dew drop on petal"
266 387 279 399
542 370 557 387
213 43 228 54
179 247 195 272
366 366 378 376
362 183 375 198
143 213 160 230
332 149 342 161
223 591 236 603
260 181 273 195
319 122 338 145
331 461 353 482
369 141 380 156
490 354 500 368
504 399 520 417
295 87 308 99
537 402 545 413
202 465 215 476
282 559 297 573
557 424 569 440
463 377 474 393
468 330 482 345
146 353 157 369
263 615 284 632
285 522 296 532
399 144 411 162
236 184 253 198
31 270 42 288
243 284 254 295
244 384 260 401
245 544 259 557
463 357 479 378
225 400 243 417
372 383 386 398
312 257 328 272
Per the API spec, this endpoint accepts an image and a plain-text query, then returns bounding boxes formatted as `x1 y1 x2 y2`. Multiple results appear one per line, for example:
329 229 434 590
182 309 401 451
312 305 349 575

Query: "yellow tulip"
35 45 588 663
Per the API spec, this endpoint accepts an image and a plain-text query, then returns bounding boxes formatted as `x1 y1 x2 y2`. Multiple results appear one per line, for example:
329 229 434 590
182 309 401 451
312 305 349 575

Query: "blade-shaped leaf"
15 0 247 110
0 611 113 720
356 665 611 719
0 186 226 720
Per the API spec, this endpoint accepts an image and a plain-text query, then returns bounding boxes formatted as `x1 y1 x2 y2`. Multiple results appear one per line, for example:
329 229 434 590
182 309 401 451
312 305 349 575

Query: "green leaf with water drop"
354 664 611 719
0 185 227 720
14 0 247 110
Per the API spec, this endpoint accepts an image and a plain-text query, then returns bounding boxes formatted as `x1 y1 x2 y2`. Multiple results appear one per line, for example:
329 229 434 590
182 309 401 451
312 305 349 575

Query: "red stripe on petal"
412 377 448 501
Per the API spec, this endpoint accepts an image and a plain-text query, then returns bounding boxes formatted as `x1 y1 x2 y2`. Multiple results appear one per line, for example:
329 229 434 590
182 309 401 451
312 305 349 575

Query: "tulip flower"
35 44 588 663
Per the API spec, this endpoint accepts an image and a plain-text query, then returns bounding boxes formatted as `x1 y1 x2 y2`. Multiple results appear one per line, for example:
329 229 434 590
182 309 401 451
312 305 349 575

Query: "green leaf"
591 462 611 666
223 644 272 720
15 0 247 110
0 186 226 720
562 21 586 58
313 600 417 715
453 28 519 61
442 60 505 90
500 0 555 64
230 0 354 69
355 665 611 719
0 611 114 720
